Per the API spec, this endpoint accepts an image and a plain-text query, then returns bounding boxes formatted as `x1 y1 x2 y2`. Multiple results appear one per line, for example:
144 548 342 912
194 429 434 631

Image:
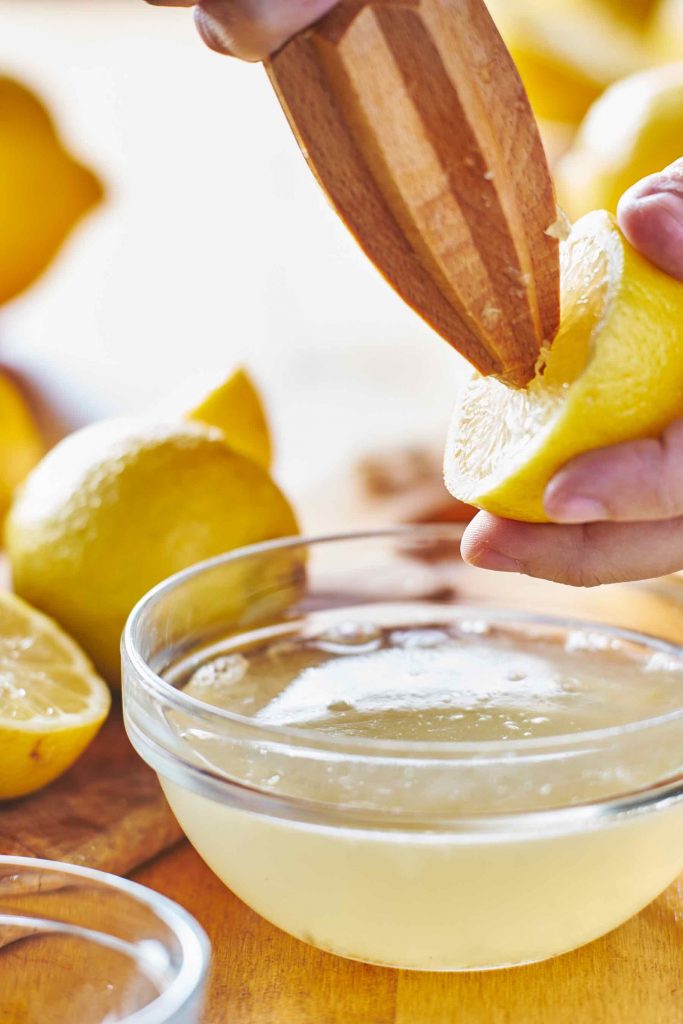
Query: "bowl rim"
0 855 209 1024
123 524 683 758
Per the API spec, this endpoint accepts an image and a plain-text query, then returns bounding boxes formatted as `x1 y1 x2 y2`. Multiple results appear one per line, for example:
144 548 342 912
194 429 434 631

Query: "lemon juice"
159 602 683 970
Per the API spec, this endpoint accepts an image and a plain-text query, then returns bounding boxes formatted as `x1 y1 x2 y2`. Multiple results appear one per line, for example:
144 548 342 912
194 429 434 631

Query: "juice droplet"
189 654 248 689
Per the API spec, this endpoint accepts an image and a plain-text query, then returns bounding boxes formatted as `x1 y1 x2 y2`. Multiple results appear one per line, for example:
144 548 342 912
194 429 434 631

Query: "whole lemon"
486 0 646 125
5 419 298 682
650 0 683 62
0 77 103 305
555 62 683 219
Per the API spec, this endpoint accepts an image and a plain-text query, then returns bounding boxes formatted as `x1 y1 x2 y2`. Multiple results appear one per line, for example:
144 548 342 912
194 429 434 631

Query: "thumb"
617 159 683 281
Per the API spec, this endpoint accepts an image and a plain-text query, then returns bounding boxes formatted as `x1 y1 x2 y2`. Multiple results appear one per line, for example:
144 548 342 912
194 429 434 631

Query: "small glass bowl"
0 856 209 1023
122 526 683 972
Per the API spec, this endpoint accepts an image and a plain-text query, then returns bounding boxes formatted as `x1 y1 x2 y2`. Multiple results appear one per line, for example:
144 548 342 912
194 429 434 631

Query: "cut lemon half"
444 210 683 522
0 591 110 799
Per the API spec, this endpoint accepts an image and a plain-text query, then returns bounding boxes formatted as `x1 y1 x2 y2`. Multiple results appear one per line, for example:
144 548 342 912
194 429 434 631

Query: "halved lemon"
444 210 683 522
0 591 110 799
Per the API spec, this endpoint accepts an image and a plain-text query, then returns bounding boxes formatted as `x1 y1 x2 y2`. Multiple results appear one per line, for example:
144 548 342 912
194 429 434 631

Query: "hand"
462 159 683 587
144 0 339 61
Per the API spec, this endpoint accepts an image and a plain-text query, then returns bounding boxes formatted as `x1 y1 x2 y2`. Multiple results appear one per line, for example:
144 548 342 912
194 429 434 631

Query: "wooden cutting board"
0 704 183 874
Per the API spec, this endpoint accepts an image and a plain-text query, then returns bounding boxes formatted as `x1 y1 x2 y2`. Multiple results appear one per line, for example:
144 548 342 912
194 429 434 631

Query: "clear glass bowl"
122 526 683 972
0 856 209 1022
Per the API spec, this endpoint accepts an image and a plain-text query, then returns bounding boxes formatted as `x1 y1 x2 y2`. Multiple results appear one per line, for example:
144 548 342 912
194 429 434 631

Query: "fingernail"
546 495 608 524
468 548 523 573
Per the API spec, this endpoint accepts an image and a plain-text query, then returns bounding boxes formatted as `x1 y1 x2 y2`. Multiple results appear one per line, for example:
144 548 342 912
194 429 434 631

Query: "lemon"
555 63 683 220
187 367 272 469
595 0 659 25
5 419 298 682
0 591 110 799
650 0 683 61
486 0 646 125
0 372 43 517
444 210 683 522
0 76 103 306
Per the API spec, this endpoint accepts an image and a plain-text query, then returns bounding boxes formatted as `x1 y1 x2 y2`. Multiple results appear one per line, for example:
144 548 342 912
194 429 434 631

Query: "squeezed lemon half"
444 210 683 522
0 591 110 799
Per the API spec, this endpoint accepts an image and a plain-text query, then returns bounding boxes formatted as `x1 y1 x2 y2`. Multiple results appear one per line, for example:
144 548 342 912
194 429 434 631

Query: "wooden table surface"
135 845 683 1024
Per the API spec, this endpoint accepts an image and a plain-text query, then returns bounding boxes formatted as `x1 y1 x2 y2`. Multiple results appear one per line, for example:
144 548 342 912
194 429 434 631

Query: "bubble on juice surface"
453 619 490 636
564 630 622 654
390 629 451 649
185 655 249 706
311 621 383 655
645 651 683 674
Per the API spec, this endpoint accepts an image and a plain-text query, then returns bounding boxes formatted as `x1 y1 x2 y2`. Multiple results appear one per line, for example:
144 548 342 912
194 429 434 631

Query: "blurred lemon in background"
0 372 43 519
0 590 110 799
597 0 660 24
0 76 103 306
555 62 683 219
187 367 272 470
444 211 683 521
486 0 646 126
6 417 298 682
650 0 683 60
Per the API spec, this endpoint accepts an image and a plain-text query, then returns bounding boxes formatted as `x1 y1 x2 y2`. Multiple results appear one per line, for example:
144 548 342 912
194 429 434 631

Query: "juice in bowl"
122 526 683 972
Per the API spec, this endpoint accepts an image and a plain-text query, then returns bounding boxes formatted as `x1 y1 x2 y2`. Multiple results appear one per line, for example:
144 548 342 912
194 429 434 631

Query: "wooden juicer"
266 0 561 387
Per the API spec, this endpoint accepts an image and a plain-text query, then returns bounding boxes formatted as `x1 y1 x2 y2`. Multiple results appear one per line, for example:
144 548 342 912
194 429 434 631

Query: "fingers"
618 159 683 281
543 419 683 524
193 0 339 60
461 512 683 586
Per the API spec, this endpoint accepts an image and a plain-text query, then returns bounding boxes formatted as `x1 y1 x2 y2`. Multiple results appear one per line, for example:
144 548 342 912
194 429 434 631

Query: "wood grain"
136 844 683 1024
267 0 560 386
0 705 182 875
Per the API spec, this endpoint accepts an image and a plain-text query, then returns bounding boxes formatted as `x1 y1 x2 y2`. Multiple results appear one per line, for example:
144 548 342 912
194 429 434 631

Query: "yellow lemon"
649 0 683 61
595 0 660 25
5 419 298 682
0 77 103 305
0 372 43 517
0 591 110 799
187 367 272 469
486 0 646 125
444 210 683 522
555 62 683 219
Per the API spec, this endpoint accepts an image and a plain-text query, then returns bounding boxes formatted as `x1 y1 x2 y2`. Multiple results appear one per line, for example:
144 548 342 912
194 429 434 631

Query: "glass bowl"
122 526 683 972
0 856 209 1022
